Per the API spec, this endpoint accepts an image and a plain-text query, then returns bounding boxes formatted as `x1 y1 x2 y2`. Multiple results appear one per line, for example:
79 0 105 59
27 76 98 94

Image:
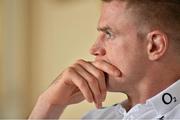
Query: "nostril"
94 49 106 56
91 49 106 56
89 45 106 56
94 53 99 56
99 48 106 56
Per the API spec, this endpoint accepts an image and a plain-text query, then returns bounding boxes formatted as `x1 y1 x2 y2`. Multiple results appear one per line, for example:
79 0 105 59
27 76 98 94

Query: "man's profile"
29 0 180 119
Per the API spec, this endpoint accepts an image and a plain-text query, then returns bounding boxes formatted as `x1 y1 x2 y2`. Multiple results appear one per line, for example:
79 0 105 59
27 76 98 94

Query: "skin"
29 0 180 119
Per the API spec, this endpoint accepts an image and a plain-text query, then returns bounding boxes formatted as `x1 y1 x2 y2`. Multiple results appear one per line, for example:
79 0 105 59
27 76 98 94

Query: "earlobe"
147 31 168 61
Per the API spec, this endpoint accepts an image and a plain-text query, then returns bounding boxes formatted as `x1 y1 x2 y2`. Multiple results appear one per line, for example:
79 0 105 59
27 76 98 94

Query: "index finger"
92 60 121 77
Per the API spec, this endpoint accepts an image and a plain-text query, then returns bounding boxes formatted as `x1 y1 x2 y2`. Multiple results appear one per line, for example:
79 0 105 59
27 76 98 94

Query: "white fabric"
82 80 180 120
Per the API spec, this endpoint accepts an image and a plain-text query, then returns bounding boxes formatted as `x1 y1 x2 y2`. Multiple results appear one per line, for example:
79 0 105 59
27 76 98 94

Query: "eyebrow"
97 25 112 32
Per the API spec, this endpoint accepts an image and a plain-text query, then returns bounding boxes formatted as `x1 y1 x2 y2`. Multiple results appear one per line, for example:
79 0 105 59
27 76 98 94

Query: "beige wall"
1 0 30 118
0 0 126 118
0 0 3 116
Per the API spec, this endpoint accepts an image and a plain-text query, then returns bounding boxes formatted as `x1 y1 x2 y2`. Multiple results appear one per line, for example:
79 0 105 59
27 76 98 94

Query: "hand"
41 59 121 108
29 59 121 119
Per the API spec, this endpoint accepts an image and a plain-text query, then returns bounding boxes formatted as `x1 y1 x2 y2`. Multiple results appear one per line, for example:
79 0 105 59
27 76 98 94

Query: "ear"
146 31 169 61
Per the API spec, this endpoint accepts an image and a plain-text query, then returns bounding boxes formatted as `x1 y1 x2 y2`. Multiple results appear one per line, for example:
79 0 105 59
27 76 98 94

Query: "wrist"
38 93 67 110
29 95 67 119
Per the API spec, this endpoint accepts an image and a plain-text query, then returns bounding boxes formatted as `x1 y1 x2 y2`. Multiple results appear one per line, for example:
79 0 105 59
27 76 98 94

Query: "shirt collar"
147 80 180 116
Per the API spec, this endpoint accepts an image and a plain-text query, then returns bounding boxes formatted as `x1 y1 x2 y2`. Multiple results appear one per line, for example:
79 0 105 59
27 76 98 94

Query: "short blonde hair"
102 0 180 53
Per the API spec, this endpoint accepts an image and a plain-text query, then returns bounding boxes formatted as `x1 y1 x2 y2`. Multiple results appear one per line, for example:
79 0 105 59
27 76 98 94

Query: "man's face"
90 1 149 92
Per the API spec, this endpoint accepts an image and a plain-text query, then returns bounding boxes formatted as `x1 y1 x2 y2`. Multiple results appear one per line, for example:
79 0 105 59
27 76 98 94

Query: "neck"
123 63 180 111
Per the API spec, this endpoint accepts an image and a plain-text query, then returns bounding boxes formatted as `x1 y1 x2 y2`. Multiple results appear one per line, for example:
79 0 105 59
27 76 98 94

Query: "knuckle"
96 93 102 99
96 72 104 79
71 63 79 68
93 60 101 67
65 67 75 74
79 81 86 88
88 76 96 83
76 59 84 63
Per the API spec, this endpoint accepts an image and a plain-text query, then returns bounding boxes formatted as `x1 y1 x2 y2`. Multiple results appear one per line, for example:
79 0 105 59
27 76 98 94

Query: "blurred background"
0 0 126 119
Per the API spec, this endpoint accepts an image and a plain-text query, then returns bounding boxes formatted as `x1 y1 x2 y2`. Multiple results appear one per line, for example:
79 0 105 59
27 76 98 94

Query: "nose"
89 40 106 57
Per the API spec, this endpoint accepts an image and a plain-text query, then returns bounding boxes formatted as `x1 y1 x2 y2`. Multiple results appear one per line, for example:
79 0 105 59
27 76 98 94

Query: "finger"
92 60 121 77
67 67 94 103
72 63 102 104
76 60 107 102
68 91 85 105
95 102 102 109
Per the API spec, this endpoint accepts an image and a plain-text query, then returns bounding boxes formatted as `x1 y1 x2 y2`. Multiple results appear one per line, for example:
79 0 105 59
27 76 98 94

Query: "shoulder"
81 104 124 119
166 103 180 119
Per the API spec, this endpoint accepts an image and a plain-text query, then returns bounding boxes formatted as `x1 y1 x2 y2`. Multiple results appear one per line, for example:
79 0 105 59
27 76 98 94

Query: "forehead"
99 1 128 28
101 0 127 14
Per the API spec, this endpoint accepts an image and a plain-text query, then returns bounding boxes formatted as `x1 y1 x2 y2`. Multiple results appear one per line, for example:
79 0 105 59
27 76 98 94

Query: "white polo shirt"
82 80 180 120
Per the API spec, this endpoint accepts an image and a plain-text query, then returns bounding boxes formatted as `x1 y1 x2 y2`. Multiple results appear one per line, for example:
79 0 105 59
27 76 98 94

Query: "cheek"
107 41 146 77
107 42 131 71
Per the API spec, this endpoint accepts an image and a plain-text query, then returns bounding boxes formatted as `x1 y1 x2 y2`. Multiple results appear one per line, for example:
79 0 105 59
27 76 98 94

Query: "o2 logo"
162 93 177 105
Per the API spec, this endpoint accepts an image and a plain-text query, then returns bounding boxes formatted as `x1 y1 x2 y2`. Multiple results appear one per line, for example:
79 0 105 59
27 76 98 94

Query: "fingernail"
115 70 121 76
96 102 102 109
98 103 102 109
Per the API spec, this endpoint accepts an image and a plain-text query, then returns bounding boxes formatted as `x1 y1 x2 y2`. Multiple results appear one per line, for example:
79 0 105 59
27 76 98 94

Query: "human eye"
105 30 113 40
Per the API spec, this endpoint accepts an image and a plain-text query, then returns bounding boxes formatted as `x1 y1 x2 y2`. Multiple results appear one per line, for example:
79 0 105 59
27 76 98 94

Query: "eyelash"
105 31 113 39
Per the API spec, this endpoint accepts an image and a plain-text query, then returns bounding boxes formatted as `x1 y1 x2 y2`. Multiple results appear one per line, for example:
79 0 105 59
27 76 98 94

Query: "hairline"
101 0 180 55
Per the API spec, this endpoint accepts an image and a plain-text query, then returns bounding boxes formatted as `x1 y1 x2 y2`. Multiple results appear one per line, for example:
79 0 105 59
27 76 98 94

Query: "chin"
107 86 123 92
105 75 126 92
106 77 122 92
